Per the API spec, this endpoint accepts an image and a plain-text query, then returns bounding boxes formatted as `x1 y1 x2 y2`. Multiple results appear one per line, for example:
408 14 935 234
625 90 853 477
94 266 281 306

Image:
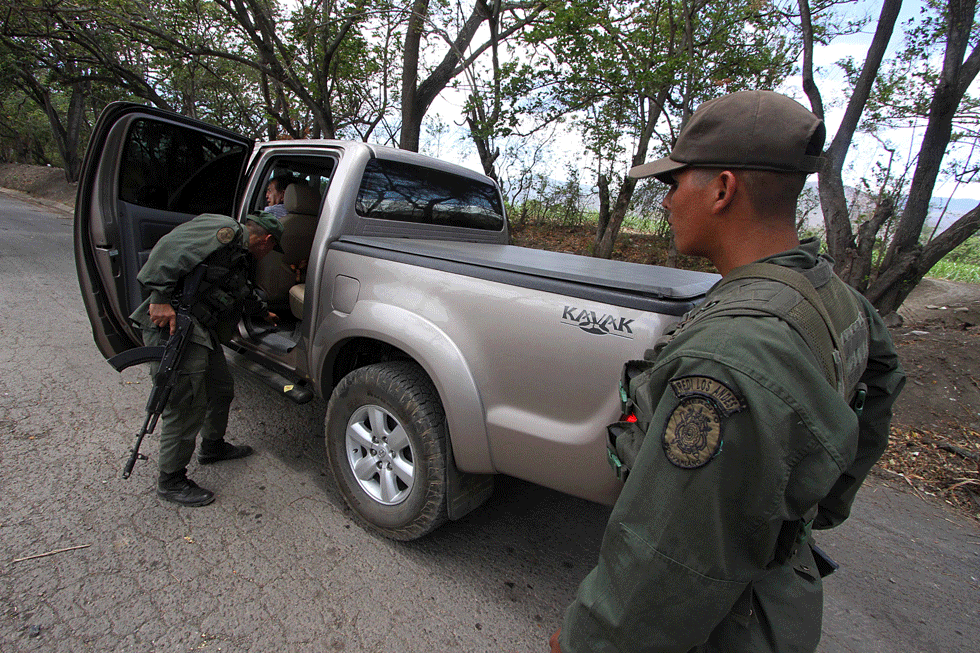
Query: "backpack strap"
714 262 844 393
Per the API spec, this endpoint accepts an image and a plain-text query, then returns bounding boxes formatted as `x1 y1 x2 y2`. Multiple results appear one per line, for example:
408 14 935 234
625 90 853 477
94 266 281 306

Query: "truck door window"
252 157 335 214
118 118 247 215
356 159 504 231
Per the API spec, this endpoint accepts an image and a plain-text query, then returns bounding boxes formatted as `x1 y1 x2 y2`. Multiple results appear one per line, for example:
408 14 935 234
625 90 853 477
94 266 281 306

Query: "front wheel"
325 361 448 540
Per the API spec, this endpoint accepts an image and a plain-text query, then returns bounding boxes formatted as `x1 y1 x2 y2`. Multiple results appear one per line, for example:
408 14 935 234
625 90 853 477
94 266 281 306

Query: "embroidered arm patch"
663 376 744 469
216 226 237 244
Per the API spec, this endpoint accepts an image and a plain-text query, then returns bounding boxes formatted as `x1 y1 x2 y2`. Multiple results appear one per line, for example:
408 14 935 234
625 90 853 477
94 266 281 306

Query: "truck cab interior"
248 158 334 329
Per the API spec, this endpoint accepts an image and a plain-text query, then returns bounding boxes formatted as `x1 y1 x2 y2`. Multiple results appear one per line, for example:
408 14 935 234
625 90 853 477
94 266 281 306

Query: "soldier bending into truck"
551 91 906 652
130 212 283 506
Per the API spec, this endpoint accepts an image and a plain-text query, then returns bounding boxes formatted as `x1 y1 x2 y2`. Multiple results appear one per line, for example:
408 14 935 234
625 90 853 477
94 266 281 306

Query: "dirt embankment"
5 162 979 520
0 163 77 208
886 279 980 519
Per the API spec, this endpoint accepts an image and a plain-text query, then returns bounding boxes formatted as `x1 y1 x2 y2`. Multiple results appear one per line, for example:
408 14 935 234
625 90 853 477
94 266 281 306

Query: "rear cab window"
356 158 504 232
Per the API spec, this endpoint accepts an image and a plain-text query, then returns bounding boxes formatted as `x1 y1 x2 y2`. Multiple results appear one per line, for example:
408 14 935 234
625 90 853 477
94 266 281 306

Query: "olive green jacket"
560 240 905 652
130 213 253 349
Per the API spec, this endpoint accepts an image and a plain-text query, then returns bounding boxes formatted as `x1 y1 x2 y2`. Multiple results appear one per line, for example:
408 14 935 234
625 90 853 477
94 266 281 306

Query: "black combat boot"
157 469 215 507
198 439 254 465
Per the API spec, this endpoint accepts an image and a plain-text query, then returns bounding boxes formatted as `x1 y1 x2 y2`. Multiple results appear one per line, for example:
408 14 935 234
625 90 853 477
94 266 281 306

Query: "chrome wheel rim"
345 405 415 505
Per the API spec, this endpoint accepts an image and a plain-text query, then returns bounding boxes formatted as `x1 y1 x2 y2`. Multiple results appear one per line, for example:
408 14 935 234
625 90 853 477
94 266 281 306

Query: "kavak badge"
663 376 744 468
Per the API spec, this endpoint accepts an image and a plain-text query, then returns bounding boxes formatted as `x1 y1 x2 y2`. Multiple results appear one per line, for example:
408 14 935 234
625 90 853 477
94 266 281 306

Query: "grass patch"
928 259 980 284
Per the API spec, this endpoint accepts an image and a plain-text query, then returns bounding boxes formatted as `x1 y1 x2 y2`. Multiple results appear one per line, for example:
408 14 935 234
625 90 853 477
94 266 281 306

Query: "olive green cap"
246 211 284 251
629 90 826 183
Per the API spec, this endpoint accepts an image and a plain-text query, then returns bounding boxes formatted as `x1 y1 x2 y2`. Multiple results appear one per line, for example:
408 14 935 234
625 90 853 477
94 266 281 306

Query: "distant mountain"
797 182 978 233
930 197 978 231
934 197 980 214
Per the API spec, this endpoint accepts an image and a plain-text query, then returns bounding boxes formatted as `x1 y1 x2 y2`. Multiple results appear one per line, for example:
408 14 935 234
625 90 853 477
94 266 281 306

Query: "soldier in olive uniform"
131 212 283 507
551 91 905 652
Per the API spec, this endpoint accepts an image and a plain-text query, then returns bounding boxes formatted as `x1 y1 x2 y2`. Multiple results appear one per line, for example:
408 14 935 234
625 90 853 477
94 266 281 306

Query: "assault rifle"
108 264 207 479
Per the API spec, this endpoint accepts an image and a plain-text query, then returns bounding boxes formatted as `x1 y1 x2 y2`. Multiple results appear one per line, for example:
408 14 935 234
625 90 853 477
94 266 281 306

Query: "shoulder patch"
662 376 743 469
216 226 237 244
663 397 722 468
669 375 744 415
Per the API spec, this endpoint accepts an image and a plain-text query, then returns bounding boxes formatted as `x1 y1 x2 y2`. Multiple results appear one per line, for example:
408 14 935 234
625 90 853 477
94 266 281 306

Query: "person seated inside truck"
254 182 321 317
263 174 292 219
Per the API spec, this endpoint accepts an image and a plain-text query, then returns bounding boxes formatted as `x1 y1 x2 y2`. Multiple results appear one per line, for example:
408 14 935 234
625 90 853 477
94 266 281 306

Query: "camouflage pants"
143 328 235 474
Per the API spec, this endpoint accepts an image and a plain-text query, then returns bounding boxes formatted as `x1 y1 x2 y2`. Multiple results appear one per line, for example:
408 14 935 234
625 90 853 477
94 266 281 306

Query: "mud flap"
445 436 494 521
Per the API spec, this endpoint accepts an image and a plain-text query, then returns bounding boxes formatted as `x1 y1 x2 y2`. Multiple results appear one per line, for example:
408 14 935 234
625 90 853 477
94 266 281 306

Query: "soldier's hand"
149 303 177 335
549 628 562 653
265 311 279 325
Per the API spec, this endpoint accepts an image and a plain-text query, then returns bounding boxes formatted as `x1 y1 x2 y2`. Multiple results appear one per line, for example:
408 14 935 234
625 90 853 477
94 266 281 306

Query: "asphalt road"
1 191 977 653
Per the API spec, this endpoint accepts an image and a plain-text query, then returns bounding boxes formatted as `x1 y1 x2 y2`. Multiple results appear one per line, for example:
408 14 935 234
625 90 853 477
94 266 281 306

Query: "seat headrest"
284 184 320 215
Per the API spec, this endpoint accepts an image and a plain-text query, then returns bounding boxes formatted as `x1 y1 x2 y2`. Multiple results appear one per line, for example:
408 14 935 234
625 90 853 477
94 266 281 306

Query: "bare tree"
399 0 544 152
799 0 980 315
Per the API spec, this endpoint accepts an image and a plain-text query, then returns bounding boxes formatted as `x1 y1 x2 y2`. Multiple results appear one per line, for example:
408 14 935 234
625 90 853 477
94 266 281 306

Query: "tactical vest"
178 235 264 338
607 257 870 484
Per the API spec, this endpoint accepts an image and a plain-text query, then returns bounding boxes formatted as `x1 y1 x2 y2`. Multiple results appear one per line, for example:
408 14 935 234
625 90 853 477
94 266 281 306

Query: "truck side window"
118 119 247 216
356 159 504 231
252 157 336 214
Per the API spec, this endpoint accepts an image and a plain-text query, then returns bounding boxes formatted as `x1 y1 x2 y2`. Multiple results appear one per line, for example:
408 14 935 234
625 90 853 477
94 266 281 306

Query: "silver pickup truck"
74 103 718 539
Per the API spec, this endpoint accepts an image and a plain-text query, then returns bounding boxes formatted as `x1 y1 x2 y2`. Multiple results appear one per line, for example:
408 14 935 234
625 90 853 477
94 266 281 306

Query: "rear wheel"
325 361 448 540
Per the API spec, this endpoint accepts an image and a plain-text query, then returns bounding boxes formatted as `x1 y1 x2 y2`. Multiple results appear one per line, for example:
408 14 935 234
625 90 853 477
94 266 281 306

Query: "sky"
785 0 980 203
430 0 979 208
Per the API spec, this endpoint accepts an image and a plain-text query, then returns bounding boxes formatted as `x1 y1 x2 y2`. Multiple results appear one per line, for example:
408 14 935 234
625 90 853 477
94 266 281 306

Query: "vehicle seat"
254 183 321 313
280 184 320 266
289 284 305 320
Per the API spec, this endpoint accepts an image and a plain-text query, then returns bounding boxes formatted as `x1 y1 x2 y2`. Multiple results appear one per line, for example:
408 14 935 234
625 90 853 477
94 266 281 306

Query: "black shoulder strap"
715 262 844 391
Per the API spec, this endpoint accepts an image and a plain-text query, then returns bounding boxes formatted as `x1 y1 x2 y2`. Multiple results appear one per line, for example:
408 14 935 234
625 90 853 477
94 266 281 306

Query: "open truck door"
73 103 254 359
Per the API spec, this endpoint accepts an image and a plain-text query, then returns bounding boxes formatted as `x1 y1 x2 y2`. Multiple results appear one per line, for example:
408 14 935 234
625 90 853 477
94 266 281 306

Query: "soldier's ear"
712 171 738 212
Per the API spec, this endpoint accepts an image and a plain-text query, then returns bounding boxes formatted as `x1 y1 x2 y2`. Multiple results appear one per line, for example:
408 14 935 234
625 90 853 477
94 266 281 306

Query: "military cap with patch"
629 90 826 183
246 211 284 252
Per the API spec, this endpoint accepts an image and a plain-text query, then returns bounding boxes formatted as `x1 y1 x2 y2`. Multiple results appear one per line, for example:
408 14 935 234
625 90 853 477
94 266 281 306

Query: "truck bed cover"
332 236 720 316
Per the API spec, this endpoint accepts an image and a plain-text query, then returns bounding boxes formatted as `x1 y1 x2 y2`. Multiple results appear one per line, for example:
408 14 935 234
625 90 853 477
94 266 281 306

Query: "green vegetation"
929 233 980 284
928 260 980 284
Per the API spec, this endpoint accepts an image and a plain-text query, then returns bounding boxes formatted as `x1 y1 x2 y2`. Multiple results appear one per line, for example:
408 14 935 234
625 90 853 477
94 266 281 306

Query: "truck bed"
332 236 720 316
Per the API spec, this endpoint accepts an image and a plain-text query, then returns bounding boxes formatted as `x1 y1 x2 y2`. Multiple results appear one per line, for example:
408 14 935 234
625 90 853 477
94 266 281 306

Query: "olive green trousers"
143 328 235 474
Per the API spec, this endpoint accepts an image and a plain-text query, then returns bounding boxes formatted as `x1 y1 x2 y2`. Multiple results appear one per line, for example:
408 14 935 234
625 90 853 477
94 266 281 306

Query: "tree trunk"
466 101 500 180
400 1 501 151
802 0 903 280
595 173 611 245
592 86 667 259
62 82 87 183
880 0 978 274
594 177 638 259
800 0 980 317
868 0 980 315
666 234 678 268
24 69 84 184
869 203 980 315
400 0 430 152
850 195 895 293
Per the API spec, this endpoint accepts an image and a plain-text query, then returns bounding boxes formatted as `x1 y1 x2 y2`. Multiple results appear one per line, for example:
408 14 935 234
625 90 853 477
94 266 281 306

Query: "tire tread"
326 361 448 540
